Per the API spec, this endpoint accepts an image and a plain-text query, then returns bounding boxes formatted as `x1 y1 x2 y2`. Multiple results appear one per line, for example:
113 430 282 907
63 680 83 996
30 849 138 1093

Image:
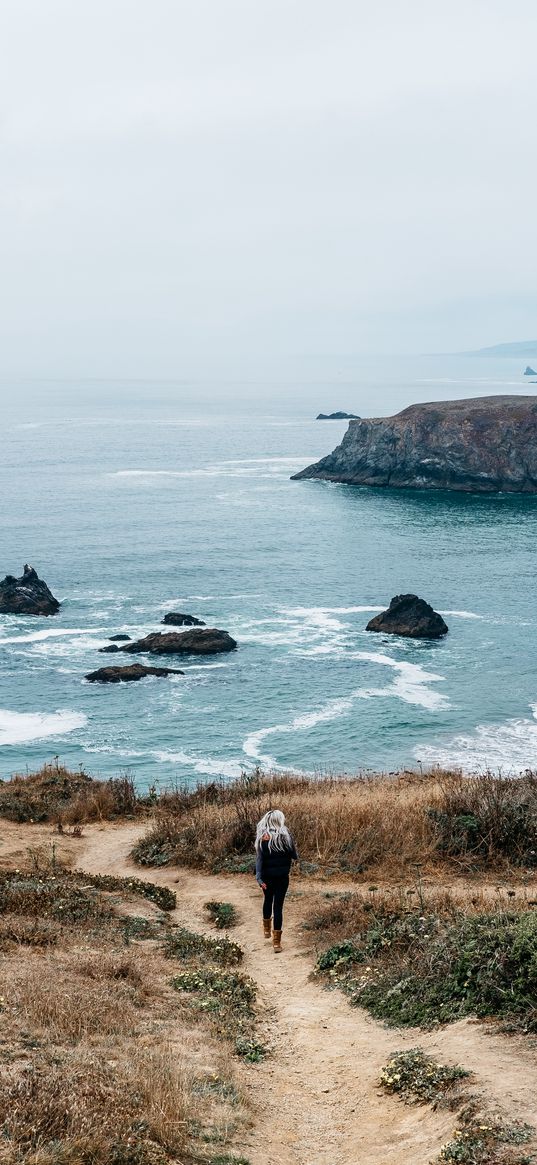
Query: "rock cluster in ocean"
366 594 448 639
293 395 537 492
161 612 206 626
86 663 185 683
119 628 237 655
0 565 60 616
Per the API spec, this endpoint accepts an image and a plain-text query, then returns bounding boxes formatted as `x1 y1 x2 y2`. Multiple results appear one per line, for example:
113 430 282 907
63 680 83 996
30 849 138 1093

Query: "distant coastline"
459 339 537 357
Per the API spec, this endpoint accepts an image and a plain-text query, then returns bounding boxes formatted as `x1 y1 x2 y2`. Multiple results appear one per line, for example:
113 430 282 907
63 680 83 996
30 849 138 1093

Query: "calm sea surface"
1 356 536 787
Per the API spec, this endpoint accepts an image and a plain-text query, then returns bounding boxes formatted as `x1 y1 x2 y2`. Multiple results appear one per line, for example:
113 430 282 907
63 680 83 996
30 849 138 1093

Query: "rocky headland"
293 395 537 492
0 564 60 616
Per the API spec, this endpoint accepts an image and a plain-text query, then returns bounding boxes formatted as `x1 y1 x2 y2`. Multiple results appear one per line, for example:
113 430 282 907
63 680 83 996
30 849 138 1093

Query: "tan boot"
263 918 272 939
273 929 282 953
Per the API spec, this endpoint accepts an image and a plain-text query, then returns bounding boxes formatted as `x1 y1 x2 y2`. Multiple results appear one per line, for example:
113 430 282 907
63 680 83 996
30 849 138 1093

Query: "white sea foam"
416 704 537 772
0 627 104 645
439 610 484 620
0 709 87 746
284 605 383 616
152 749 244 780
243 654 448 766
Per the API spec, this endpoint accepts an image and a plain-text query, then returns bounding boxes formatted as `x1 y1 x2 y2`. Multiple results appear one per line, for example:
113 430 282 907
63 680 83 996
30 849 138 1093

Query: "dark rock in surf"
120 628 237 656
293 396 537 493
0 564 60 616
162 612 206 627
99 644 121 653
109 634 131 641
366 594 448 639
316 411 360 420
86 663 185 683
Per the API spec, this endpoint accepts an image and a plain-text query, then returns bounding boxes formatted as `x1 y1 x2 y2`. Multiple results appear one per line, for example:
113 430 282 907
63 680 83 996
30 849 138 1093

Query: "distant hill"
462 340 537 357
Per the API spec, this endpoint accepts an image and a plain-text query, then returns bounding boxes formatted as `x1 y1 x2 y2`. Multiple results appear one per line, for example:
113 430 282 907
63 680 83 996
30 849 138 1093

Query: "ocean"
1 355 536 788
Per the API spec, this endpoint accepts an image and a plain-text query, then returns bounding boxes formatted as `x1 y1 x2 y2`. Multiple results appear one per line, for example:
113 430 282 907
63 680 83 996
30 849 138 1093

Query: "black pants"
262 875 289 931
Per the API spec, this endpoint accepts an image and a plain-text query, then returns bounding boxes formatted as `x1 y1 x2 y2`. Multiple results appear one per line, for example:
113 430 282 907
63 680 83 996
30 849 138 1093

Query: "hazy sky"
1 0 536 378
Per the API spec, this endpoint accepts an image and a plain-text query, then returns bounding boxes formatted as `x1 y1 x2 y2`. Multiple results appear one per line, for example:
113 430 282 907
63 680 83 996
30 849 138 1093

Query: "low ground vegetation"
206 901 239 929
164 927 243 967
380 1049 535 1164
0 854 250 1164
312 885 537 1031
131 769 537 879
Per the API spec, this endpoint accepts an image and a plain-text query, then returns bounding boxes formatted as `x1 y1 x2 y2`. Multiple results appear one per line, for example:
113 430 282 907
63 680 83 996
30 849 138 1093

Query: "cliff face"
291 395 537 493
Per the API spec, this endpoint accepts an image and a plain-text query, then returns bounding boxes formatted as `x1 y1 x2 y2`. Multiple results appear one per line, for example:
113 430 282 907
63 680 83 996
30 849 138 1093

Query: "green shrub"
380 1049 469 1107
69 870 176 912
316 908 537 1031
164 928 243 967
171 968 265 1060
205 902 239 930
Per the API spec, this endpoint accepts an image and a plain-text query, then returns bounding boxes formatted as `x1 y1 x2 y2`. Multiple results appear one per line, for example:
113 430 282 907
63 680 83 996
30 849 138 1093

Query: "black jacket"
256 836 298 883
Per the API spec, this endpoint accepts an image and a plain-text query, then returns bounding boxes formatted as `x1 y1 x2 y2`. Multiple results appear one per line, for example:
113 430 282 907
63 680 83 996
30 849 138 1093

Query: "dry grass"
0 1044 191 1165
0 759 145 824
133 769 537 879
8 948 154 1042
303 881 537 944
0 862 248 1165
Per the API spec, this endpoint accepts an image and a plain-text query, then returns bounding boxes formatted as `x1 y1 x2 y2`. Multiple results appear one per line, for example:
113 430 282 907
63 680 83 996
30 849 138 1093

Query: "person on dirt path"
255 809 298 952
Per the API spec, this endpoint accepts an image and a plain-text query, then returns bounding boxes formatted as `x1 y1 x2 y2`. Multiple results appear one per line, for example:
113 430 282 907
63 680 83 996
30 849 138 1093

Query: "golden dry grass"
0 759 144 825
135 769 537 879
0 864 247 1164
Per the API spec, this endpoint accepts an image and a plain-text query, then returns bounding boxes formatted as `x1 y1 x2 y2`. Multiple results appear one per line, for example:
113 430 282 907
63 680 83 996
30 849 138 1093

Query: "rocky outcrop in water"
86 663 184 683
0 565 60 616
109 634 131 641
99 644 121 653
366 594 448 639
524 366 536 376
316 411 360 420
120 629 237 656
162 612 206 626
293 396 537 493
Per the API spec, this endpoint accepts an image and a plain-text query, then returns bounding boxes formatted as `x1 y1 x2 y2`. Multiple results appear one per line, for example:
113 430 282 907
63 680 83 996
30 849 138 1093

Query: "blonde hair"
255 809 293 853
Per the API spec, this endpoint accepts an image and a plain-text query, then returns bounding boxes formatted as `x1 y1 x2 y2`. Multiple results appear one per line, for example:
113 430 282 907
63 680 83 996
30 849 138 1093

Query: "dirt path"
72 821 537 1165
2 818 536 1165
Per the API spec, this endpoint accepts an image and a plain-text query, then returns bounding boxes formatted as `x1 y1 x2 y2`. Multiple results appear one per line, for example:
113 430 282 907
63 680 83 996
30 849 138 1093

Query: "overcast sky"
0 0 536 379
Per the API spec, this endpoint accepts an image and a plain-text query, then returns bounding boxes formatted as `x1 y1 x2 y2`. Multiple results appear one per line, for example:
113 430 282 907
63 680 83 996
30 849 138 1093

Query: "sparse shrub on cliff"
0 759 144 824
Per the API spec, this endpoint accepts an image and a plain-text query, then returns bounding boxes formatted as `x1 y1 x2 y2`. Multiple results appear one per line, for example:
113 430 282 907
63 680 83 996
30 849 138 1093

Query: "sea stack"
0 565 60 616
119 628 237 655
366 595 448 639
292 396 537 493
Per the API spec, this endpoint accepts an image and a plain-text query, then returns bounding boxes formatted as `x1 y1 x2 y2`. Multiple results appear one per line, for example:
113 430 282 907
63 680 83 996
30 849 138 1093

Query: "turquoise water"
1 359 536 787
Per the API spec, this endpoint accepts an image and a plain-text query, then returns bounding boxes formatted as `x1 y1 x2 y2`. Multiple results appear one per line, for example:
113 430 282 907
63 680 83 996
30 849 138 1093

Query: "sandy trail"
2 818 536 1165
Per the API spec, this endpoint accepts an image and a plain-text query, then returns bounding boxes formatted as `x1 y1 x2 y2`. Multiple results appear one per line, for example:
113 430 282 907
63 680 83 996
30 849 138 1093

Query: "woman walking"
255 809 298 952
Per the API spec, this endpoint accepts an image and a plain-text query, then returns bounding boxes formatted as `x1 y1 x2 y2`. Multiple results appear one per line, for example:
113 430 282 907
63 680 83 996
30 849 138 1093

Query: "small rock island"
524 366 536 376
0 565 60 616
293 396 537 493
366 595 448 639
119 628 237 656
316 411 360 420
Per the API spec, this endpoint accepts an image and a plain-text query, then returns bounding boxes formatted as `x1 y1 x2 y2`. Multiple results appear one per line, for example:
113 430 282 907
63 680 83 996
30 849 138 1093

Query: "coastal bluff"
292 395 537 493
